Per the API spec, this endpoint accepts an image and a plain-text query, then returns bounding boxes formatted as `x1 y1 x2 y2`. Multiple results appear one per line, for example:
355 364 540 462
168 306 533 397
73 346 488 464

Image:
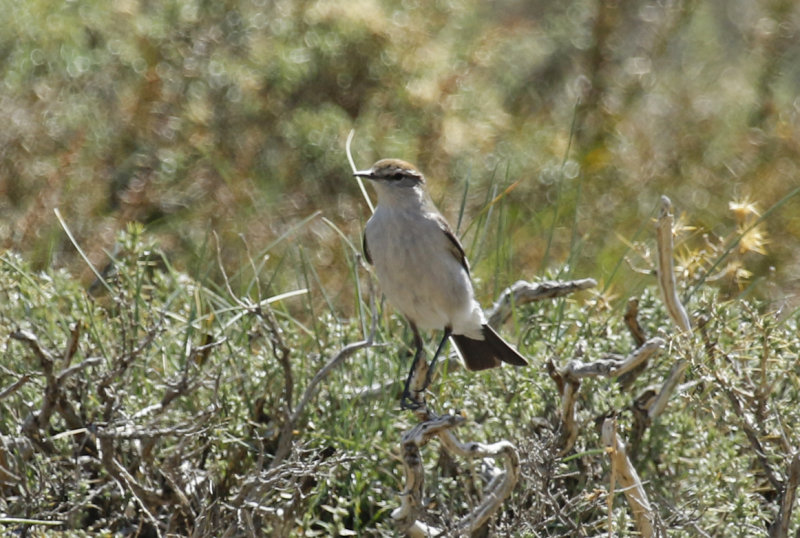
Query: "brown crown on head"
369 159 424 183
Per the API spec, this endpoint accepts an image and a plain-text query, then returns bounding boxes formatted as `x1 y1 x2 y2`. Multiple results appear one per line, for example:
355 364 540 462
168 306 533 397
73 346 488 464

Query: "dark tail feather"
451 333 500 371
451 325 528 371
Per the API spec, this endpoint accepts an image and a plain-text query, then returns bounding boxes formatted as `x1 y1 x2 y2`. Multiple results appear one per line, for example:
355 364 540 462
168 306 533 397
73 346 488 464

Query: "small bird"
355 158 528 409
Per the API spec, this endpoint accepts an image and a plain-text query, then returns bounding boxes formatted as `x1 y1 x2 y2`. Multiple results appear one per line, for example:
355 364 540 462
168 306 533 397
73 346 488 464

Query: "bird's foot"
400 389 426 411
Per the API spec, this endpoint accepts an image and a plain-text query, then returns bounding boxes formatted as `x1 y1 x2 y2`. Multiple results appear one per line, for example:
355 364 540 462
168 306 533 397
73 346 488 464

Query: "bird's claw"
400 390 425 411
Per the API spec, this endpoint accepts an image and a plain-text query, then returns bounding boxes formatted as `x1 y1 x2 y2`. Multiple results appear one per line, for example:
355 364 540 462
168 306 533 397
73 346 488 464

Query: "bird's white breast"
365 203 484 338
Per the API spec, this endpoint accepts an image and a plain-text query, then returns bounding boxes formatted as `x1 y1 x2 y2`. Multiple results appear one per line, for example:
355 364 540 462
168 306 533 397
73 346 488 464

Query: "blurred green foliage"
1 0 799 308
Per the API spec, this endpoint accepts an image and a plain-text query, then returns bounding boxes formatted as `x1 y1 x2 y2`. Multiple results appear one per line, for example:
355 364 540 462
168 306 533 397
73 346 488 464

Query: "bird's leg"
401 324 427 410
423 327 452 392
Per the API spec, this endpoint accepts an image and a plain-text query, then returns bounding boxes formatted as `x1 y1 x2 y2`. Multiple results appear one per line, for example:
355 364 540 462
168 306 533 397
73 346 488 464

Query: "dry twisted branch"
486 278 597 327
550 338 665 455
392 409 520 536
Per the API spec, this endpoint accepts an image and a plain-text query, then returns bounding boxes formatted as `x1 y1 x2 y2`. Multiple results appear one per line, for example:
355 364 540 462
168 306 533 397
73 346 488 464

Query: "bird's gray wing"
436 214 470 276
362 231 372 264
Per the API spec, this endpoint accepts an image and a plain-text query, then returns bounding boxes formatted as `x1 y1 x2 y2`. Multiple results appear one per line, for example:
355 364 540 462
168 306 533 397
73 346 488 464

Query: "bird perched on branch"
355 158 528 409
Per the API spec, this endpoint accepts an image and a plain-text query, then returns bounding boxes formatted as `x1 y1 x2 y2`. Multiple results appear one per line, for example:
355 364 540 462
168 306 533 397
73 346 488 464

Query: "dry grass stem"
346 130 375 214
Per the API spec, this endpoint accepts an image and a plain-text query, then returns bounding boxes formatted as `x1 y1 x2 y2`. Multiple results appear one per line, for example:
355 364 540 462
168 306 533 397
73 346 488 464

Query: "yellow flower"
729 198 761 224
737 223 769 255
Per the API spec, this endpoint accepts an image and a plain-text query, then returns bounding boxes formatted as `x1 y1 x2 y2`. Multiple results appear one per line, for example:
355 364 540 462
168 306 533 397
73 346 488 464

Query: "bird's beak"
353 169 374 178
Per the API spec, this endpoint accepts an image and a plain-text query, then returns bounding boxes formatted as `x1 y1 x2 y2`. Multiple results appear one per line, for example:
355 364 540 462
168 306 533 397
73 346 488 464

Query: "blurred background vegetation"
2 0 799 311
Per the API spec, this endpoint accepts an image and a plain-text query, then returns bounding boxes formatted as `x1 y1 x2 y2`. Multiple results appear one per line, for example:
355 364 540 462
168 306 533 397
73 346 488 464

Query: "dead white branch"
655 196 691 333
602 418 655 538
487 278 597 327
647 358 689 421
438 435 520 535
393 414 461 537
562 338 665 380
647 196 695 424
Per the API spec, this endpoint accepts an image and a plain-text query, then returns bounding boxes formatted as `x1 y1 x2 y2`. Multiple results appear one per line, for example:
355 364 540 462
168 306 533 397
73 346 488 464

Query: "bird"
354 158 528 409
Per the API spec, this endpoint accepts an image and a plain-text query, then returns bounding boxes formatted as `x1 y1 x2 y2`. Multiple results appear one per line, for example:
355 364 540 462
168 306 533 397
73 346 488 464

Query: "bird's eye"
391 172 404 180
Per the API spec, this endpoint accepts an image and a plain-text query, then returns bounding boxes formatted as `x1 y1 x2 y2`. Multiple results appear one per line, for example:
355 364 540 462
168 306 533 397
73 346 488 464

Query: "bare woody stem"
602 418 655 538
656 196 691 333
486 278 597 328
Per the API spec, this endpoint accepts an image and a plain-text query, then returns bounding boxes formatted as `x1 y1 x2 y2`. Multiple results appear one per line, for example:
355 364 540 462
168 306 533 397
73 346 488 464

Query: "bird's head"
353 159 425 189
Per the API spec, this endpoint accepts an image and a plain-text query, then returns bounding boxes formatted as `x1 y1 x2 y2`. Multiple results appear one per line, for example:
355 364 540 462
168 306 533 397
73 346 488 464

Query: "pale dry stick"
562 338 665 380
218 289 309 333
649 196 693 421
0 518 63 527
655 196 691 333
486 278 597 327
392 414 455 537
601 418 655 538
606 417 616 538
93 421 211 441
438 434 520 534
345 380 396 402
396 350 515 535
647 357 689 421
